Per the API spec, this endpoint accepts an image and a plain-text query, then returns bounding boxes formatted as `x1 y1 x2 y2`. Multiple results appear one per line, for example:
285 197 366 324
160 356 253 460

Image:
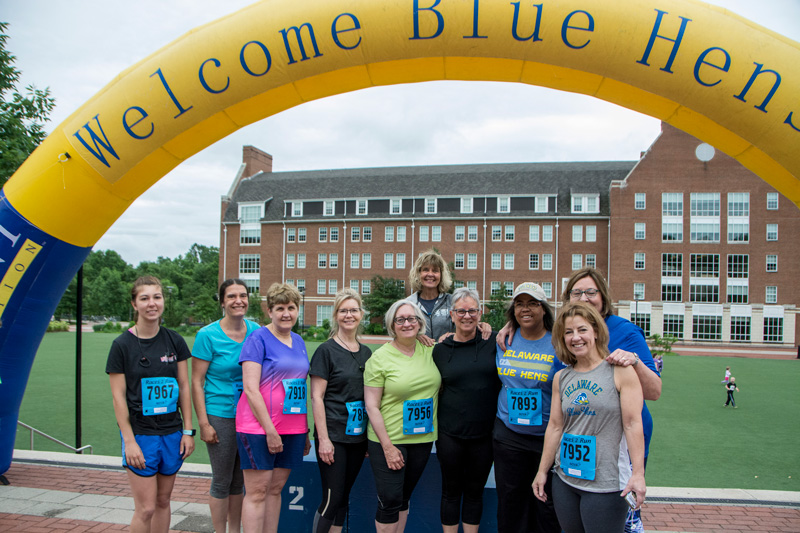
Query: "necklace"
337 334 364 372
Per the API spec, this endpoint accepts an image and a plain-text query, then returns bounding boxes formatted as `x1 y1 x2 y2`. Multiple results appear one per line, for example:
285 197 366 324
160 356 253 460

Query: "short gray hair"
385 299 428 338
451 287 480 308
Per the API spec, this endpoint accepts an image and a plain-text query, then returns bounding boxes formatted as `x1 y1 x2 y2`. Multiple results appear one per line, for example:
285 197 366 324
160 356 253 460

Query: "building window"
691 192 720 217
542 282 553 299
763 317 784 343
240 228 261 245
330 227 339 242
491 254 502 270
351 227 360 242
572 254 582 270
391 199 401 214
572 225 583 242
491 281 502 296
397 253 406 269
468 226 478 241
635 193 646 210
318 254 327 269
291 202 303 217
504 253 515 270
350 280 359 292
504 282 514 297
329 280 338 294
419 226 429 242
529 254 539 270
661 284 682 302
384 253 393 269
455 226 465 241
631 313 650 336
766 255 777 272
454 253 465 269
317 304 332 326
727 255 749 278
286 254 295 269
663 314 684 338
586 254 597 268
572 194 600 213
662 193 683 216
363 227 372 242
505 225 515 241
425 198 437 214
287 228 296 243
324 200 335 216
492 226 502 242
243 278 260 295
693 315 722 341
690 222 720 243
362 280 371 294
466 281 477 290
586 225 596 242
727 222 749 243
461 197 473 214
535 196 548 213
319 227 327 242
727 192 749 217
690 284 718 303
498 197 510 213
396 226 406 242
662 222 683 242
432 226 441 242
384 226 394 242
633 283 645 300
239 254 260 274
730 317 751 342
317 279 326 295
766 192 779 210
529 225 540 242
634 253 645 270
766 286 777 303
542 254 553 270
356 199 368 215
766 224 778 241
690 193 720 243
467 253 478 270
329 253 338 268
298 228 307 243
297 254 306 269
239 204 262 223
634 223 646 240
726 285 748 304
350 253 359 269
362 253 371 269
690 254 719 278
543 226 553 242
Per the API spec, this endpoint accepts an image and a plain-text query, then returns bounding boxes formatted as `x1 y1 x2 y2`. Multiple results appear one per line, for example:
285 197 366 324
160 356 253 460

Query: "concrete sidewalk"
1 451 798 532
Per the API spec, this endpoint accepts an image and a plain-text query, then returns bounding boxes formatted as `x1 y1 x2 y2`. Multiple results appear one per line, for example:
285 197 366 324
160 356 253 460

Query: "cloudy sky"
2 1 799 265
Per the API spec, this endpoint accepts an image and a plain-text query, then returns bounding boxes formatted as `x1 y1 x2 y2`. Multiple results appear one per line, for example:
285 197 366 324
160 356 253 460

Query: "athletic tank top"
555 361 632 493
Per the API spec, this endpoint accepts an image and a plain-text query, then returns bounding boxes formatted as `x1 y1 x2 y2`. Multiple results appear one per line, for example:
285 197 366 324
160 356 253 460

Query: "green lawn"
13 333 800 491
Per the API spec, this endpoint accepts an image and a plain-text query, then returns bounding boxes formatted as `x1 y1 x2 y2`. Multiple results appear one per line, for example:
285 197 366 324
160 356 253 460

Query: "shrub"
649 333 679 356
47 321 70 332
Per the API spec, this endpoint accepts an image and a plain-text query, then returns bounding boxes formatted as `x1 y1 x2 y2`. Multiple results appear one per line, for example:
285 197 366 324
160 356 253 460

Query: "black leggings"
314 439 368 528
552 474 629 533
367 440 433 524
436 432 494 526
726 390 736 407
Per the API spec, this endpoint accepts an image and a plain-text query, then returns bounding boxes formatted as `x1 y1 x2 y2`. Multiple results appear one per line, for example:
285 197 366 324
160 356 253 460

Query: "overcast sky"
2 1 799 265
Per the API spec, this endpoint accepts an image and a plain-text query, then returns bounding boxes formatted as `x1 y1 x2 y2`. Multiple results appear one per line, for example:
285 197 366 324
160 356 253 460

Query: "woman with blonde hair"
310 288 372 532
533 302 646 532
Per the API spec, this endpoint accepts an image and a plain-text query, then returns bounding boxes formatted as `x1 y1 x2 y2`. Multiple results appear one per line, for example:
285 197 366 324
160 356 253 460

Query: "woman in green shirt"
364 299 441 533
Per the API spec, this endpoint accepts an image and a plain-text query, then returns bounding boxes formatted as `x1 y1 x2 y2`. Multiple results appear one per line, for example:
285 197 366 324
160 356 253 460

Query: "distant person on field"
654 355 663 374
721 366 731 385
724 378 739 408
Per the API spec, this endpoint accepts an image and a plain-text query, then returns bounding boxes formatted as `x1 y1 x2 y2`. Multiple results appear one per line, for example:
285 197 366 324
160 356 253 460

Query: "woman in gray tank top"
532 302 646 533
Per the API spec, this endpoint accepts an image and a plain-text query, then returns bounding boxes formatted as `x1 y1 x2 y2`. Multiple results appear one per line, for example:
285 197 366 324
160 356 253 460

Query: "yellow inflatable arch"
5 0 800 247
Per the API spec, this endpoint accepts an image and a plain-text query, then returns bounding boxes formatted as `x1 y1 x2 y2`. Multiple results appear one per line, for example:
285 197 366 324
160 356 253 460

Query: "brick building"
220 123 798 345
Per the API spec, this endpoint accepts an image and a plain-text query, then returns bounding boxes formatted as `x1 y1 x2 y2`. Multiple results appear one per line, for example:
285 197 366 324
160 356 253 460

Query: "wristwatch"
182 429 196 436
631 353 640 367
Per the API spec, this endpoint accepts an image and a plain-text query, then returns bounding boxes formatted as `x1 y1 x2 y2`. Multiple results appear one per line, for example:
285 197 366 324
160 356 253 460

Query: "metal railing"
17 421 93 454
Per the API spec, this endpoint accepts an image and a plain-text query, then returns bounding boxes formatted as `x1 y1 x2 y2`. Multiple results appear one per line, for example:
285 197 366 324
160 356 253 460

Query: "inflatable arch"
0 0 798 473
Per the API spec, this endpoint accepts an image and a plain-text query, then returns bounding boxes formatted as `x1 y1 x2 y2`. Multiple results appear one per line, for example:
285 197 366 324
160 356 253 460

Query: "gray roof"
223 160 636 222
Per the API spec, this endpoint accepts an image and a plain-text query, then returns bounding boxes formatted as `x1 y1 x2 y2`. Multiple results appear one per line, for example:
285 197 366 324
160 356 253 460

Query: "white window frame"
291 201 303 217
634 223 646 240
498 196 511 214
572 225 583 242
461 197 473 214
356 199 368 215
635 193 646 210
425 198 437 214
323 200 335 216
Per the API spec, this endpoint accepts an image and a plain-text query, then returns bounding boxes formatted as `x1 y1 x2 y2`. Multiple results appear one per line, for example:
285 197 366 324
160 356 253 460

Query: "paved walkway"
1 451 798 532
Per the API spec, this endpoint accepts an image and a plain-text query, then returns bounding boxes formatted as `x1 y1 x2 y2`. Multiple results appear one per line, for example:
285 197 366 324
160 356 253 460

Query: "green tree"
482 292 510 331
362 276 407 334
0 22 56 187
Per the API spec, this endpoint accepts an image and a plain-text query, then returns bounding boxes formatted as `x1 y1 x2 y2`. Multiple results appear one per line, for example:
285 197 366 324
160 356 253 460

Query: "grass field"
13 332 800 491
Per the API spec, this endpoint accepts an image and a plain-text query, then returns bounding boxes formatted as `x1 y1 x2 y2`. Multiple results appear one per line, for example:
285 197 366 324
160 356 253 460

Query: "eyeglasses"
570 288 600 298
514 300 542 309
453 308 480 317
393 316 420 325
338 308 362 315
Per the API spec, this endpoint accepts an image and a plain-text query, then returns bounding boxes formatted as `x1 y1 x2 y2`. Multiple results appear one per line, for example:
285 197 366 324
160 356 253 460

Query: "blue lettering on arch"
510 2 543 43
280 23 323 64
72 115 120 168
411 0 444 40
561 10 594 49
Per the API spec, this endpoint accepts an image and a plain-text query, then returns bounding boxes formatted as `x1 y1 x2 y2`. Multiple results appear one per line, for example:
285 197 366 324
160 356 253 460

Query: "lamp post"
633 293 642 328
299 287 305 333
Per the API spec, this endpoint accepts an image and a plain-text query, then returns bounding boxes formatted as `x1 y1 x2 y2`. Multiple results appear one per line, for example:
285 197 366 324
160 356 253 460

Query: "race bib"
141 377 179 416
507 388 542 426
232 381 244 414
560 433 597 481
403 398 433 435
282 378 307 414
345 400 367 435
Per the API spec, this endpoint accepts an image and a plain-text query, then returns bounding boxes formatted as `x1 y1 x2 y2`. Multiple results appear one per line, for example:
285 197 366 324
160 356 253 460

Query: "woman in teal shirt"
191 279 260 533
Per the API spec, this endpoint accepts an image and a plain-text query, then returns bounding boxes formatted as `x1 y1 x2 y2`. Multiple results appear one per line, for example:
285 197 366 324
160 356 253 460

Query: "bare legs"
127 469 177 533
242 468 291 533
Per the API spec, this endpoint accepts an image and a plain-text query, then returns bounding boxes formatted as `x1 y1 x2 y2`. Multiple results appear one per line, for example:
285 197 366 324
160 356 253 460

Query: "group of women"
107 250 660 533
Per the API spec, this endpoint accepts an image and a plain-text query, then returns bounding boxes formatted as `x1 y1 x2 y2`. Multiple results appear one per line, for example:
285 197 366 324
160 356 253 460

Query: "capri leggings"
436 432 493 526
314 438 368 527
367 440 433 524
206 414 244 499
552 474 629 533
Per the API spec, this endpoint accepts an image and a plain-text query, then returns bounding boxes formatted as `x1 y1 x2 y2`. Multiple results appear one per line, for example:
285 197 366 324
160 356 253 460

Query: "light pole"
299 287 305 333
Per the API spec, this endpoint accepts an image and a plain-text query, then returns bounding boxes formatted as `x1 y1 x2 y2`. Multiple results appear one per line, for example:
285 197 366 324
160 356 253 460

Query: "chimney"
242 146 273 178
